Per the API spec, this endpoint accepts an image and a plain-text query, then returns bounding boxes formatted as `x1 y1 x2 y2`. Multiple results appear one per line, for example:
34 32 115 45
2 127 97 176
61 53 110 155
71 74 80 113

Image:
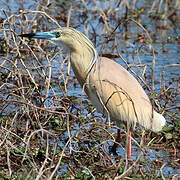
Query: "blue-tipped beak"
20 32 55 40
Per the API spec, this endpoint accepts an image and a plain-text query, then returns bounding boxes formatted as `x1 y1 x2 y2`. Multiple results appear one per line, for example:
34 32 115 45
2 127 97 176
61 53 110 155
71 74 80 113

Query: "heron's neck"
70 47 96 86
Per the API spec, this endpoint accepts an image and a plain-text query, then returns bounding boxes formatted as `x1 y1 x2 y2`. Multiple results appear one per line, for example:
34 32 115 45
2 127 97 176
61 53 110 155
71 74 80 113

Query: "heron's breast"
85 83 105 114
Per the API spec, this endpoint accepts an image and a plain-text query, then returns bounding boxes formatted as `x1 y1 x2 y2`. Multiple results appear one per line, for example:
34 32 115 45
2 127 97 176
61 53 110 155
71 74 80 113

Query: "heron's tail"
151 111 166 132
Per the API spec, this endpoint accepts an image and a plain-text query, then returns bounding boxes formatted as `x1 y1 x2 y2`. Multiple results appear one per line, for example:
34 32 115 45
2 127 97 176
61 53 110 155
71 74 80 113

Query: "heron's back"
86 57 165 132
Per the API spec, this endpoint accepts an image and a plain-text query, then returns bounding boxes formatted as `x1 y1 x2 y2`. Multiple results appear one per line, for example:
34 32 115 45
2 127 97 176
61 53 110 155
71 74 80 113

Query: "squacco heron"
20 27 166 160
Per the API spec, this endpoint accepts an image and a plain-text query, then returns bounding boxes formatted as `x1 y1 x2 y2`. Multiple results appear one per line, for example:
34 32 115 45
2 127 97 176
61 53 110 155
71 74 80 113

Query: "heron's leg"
111 129 121 155
127 130 131 160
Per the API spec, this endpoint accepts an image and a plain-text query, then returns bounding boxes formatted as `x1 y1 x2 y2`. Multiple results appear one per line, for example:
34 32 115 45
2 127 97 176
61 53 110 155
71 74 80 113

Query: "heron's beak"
19 32 55 40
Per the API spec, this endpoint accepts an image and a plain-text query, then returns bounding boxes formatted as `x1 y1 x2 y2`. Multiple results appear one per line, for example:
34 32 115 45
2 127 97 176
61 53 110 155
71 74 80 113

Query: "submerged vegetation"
0 0 179 179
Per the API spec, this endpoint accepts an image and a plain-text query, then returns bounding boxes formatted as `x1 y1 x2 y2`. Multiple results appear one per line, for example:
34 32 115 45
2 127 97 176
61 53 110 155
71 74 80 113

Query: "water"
0 0 179 178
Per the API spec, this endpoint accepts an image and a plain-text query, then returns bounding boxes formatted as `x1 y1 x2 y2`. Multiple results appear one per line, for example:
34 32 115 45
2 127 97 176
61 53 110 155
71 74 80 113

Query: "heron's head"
20 27 95 52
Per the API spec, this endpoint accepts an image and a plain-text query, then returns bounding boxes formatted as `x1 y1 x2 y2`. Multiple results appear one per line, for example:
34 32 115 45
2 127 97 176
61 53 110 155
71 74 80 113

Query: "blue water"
0 0 179 178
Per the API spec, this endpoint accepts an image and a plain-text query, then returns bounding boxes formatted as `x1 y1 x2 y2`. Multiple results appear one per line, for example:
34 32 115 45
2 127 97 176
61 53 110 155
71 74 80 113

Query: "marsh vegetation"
0 0 179 179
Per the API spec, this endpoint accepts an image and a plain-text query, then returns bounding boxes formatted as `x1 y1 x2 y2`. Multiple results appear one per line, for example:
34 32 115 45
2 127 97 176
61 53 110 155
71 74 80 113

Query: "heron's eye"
56 32 61 38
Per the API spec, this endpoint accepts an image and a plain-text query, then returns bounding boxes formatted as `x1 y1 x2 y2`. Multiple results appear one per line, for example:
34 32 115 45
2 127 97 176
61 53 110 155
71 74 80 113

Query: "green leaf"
165 133 173 139
162 126 172 132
